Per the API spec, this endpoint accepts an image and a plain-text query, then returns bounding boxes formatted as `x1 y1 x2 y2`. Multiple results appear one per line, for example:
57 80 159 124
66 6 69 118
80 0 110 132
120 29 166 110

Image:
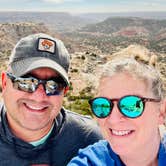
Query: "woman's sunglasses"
6 72 66 96
89 95 160 118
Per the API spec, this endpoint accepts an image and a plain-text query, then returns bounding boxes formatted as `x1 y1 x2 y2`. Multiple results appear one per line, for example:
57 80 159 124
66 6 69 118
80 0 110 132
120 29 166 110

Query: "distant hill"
81 17 166 35
65 17 166 54
0 22 55 73
1 11 165 33
0 12 97 33
78 11 166 21
0 22 52 52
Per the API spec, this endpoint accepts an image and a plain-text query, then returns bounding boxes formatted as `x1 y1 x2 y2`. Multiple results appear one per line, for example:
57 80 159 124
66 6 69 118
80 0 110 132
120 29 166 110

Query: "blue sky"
0 0 165 13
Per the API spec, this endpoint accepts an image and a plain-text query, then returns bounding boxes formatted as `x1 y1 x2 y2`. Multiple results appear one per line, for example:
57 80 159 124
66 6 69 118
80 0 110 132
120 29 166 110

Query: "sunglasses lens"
45 80 63 95
91 98 111 118
7 72 65 96
119 96 144 118
14 77 38 92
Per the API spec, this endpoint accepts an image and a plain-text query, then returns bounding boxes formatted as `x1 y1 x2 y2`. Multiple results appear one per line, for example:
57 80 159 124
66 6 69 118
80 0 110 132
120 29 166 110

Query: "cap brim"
10 57 69 85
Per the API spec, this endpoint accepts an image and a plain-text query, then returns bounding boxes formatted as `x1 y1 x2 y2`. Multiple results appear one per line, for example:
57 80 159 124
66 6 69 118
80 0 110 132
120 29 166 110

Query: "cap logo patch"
38 38 55 53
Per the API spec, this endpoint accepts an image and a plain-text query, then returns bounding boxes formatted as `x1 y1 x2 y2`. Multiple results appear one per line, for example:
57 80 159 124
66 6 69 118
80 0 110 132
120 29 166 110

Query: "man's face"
2 67 65 139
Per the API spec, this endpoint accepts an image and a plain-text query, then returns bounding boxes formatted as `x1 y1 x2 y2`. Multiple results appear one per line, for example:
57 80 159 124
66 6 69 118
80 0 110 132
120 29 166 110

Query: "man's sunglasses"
6 72 67 96
89 95 160 118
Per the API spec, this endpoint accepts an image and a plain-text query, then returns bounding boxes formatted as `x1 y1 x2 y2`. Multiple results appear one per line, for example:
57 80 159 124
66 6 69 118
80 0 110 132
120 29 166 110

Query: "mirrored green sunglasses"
89 95 160 118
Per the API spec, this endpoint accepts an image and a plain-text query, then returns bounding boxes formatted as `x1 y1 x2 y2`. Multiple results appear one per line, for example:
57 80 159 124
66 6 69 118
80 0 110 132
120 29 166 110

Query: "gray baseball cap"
9 33 70 85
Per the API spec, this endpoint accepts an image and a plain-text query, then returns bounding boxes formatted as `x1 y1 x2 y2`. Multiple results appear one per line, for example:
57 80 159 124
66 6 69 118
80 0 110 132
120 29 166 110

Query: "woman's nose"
107 102 125 123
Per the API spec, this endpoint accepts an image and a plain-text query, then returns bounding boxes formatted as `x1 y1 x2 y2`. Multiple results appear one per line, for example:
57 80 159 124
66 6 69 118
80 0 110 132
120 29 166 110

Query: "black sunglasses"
89 95 160 118
6 72 66 96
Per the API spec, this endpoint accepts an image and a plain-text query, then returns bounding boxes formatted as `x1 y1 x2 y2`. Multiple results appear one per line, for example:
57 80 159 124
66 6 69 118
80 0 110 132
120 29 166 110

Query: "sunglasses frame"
6 72 66 96
89 95 161 118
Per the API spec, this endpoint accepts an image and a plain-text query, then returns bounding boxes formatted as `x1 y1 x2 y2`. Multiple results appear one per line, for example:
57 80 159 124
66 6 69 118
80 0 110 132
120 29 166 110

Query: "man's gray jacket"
0 105 102 166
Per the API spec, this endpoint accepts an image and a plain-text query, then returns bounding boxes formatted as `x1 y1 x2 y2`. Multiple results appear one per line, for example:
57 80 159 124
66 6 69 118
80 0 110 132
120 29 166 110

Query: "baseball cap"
9 33 70 85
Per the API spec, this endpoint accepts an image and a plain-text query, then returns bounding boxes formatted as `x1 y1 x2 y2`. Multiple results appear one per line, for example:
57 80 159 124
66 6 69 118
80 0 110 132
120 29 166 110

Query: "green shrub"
64 98 93 116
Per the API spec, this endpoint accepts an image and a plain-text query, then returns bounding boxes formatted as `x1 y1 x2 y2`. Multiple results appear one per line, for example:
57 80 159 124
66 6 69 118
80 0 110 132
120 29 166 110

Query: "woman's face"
96 73 165 157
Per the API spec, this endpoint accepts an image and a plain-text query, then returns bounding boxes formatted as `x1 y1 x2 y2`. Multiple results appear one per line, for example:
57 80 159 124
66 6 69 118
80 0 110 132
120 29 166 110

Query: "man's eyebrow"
23 73 64 81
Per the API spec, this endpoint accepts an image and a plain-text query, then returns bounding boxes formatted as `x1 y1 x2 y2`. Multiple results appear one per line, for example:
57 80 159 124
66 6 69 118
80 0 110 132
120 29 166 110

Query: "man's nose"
30 84 47 99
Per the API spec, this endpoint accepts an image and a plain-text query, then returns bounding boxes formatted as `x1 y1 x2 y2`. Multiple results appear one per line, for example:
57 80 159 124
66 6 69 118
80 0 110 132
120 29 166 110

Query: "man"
0 33 102 166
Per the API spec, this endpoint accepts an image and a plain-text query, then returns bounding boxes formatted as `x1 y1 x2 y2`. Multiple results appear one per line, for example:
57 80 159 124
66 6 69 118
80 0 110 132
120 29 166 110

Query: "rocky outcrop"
0 22 50 53
0 22 53 78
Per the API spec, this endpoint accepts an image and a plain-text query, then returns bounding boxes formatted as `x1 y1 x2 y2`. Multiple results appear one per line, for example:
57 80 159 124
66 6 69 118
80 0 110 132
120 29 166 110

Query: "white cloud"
42 0 82 3
42 0 64 3
66 0 83 1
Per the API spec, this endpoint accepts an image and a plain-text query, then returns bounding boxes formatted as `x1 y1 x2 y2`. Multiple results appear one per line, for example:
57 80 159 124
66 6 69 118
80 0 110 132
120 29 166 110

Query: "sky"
0 0 165 13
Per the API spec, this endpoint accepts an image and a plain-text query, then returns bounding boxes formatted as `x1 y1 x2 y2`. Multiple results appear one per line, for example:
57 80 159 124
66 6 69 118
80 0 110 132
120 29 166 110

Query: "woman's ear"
158 99 166 125
1 71 7 91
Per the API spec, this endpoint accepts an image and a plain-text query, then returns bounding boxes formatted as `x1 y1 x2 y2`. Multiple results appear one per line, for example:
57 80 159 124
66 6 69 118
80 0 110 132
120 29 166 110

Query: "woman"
68 57 166 166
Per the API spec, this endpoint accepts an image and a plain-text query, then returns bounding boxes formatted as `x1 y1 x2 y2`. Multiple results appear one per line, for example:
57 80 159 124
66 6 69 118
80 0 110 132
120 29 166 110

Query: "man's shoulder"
64 109 98 127
62 108 103 140
0 102 3 122
65 109 93 120
0 102 3 110
159 135 166 161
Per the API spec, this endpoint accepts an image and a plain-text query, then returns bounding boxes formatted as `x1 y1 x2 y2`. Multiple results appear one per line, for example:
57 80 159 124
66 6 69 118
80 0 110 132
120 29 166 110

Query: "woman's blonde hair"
98 56 165 99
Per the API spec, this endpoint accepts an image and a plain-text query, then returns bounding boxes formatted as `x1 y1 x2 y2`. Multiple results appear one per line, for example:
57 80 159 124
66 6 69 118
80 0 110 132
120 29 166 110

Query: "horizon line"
0 10 165 14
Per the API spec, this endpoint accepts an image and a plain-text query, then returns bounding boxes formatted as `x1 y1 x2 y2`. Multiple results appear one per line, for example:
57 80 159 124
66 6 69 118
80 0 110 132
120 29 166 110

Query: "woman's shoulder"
67 140 124 166
158 134 166 165
79 140 109 154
